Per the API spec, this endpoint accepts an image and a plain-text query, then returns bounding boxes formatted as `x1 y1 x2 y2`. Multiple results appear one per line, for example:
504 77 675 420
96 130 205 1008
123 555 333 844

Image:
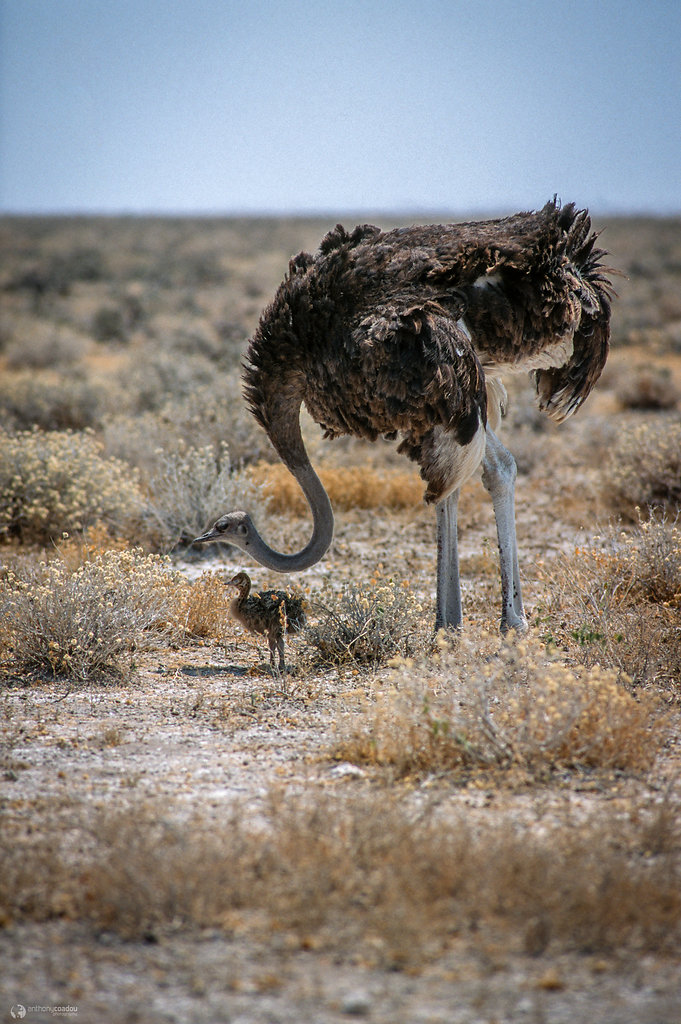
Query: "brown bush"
138 440 264 551
175 571 232 639
615 364 680 410
302 575 428 668
3 323 90 370
538 517 681 689
91 304 127 342
0 373 106 432
604 417 681 518
334 631 665 777
102 375 274 475
2 788 679 964
114 347 216 414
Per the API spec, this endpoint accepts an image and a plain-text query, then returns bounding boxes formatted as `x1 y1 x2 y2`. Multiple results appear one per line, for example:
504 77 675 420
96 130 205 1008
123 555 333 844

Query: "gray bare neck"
245 463 334 573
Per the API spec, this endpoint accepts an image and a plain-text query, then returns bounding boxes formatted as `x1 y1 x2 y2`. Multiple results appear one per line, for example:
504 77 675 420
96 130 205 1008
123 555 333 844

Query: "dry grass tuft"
604 418 681 519
334 631 665 776
174 571 233 639
1 788 679 964
249 460 424 514
0 548 182 683
538 516 681 689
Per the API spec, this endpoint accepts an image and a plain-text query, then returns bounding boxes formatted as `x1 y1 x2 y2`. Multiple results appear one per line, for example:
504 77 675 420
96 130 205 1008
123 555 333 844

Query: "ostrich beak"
192 526 221 545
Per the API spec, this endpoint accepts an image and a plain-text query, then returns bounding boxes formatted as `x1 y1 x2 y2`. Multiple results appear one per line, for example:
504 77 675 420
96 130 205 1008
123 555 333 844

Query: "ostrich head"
190 461 334 574
226 570 252 600
192 511 256 552
227 570 251 588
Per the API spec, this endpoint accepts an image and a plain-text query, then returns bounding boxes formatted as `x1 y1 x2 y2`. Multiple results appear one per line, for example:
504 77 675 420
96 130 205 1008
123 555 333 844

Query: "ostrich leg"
435 489 462 631
275 636 286 673
481 427 527 632
267 632 286 672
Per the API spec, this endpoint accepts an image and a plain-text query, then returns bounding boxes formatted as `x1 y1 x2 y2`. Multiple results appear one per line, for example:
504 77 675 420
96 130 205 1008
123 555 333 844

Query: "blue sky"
1 0 679 215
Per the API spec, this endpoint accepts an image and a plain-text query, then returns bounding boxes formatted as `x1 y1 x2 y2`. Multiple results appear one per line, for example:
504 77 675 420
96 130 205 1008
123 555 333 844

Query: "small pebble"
330 762 365 779
341 989 371 1016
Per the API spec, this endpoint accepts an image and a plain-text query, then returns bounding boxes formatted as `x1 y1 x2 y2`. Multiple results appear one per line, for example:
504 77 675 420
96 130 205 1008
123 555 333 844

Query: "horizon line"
2 203 680 220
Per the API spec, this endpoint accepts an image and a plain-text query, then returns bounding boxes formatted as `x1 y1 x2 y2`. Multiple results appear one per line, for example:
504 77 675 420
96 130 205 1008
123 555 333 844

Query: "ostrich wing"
257 590 307 633
305 300 487 489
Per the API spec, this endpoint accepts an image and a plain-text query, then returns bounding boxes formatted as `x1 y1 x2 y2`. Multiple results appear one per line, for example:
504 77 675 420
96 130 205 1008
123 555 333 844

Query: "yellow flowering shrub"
0 549 183 682
0 428 143 544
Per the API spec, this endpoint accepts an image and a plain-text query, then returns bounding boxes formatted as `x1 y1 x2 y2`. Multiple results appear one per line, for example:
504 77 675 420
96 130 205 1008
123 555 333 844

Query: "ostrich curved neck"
246 461 334 573
240 353 334 573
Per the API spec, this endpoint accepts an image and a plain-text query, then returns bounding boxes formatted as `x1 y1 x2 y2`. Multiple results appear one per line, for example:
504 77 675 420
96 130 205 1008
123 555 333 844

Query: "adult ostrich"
193 199 614 632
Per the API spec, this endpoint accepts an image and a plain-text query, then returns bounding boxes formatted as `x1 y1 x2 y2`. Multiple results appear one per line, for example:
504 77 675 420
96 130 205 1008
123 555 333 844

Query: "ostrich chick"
227 571 306 671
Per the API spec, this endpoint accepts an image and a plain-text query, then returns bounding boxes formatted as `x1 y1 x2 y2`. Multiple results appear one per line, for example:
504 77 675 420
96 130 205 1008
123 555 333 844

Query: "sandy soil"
2 635 681 1024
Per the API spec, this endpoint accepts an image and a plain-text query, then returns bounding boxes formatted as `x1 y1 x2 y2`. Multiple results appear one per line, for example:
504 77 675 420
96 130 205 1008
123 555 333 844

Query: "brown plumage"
194 199 615 633
227 571 306 671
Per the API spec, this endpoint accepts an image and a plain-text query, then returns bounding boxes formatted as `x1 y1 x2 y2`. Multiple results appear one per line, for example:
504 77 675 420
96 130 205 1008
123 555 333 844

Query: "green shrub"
0 548 181 682
0 428 143 544
92 304 127 342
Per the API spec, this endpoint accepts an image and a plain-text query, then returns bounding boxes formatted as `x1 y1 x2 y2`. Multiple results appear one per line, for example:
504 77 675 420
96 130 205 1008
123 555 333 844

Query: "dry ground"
1 214 680 1023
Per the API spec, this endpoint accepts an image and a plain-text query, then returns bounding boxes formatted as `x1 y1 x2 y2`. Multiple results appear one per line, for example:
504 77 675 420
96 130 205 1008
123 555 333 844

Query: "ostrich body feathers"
243 199 614 504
